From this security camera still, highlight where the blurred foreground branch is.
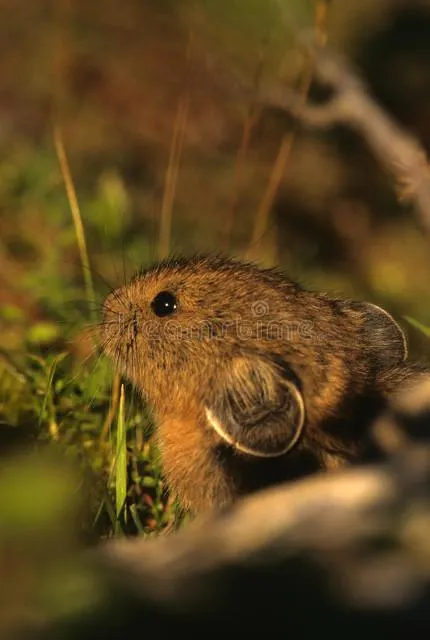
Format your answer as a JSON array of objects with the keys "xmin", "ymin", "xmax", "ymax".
[
  {"xmin": 32, "ymin": 448, "xmax": 430, "ymax": 637},
  {"xmin": 11, "ymin": 375, "xmax": 429, "ymax": 637}
]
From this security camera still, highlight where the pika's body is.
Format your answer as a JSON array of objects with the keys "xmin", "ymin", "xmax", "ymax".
[{"xmin": 101, "ymin": 255, "xmax": 427, "ymax": 512}]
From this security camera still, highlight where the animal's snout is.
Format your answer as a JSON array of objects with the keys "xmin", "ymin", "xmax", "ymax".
[
  {"xmin": 101, "ymin": 290, "xmax": 130, "ymax": 340},
  {"xmin": 103, "ymin": 289, "xmax": 146, "ymax": 340},
  {"xmin": 103, "ymin": 289, "xmax": 126, "ymax": 317}
]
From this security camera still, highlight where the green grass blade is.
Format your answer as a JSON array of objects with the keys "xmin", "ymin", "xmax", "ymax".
[
  {"xmin": 403, "ymin": 316, "xmax": 430, "ymax": 338},
  {"xmin": 38, "ymin": 353, "xmax": 67, "ymax": 432},
  {"xmin": 115, "ymin": 383, "xmax": 127, "ymax": 535},
  {"xmin": 129, "ymin": 504, "xmax": 145, "ymax": 535}
]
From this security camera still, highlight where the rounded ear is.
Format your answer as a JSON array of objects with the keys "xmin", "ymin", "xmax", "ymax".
[
  {"xmin": 346, "ymin": 300, "xmax": 408, "ymax": 368},
  {"xmin": 205, "ymin": 355, "xmax": 305, "ymax": 458}
]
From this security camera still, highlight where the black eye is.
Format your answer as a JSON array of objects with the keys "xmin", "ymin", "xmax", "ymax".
[{"xmin": 151, "ymin": 291, "xmax": 178, "ymax": 317}]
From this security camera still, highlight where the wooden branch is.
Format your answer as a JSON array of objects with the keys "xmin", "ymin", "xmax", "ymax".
[
  {"xmin": 257, "ymin": 46, "xmax": 430, "ymax": 240},
  {"xmin": 203, "ymin": 38, "xmax": 430, "ymax": 240}
]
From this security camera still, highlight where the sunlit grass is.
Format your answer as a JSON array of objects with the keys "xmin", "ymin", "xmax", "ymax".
[{"xmin": 114, "ymin": 383, "xmax": 127, "ymax": 535}]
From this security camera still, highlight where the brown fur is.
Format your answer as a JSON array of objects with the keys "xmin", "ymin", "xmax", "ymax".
[{"xmin": 100, "ymin": 254, "xmax": 429, "ymax": 513}]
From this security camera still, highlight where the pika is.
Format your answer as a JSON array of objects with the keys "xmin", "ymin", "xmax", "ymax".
[{"xmin": 101, "ymin": 254, "xmax": 428, "ymax": 513}]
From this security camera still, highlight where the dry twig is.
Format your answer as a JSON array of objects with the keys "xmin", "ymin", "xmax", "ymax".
[
  {"xmin": 256, "ymin": 44, "xmax": 430, "ymax": 239},
  {"xmin": 204, "ymin": 30, "xmax": 430, "ymax": 241},
  {"xmin": 247, "ymin": 0, "xmax": 331, "ymax": 259}
]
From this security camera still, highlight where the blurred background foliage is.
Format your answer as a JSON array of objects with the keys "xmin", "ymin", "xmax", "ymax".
[
  {"xmin": 1, "ymin": 1, "xmax": 429, "ymax": 323},
  {"xmin": 1, "ymin": 0, "xmax": 430, "ymax": 628}
]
